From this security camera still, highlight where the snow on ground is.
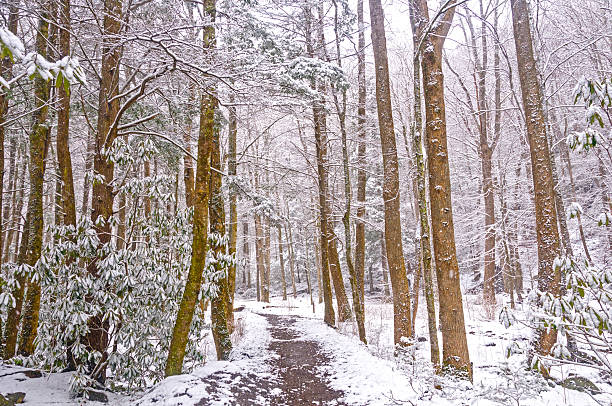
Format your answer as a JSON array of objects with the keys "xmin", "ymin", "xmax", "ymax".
[
  {"xmin": 0, "ymin": 365, "xmax": 125, "ymax": 405},
  {"xmin": 2, "ymin": 293, "xmax": 611, "ymax": 405},
  {"xmin": 135, "ymin": 309, "xmax": 273, "ymax": 406},
  {"xmin": 242, "ymin": 294, "xmax": 612, "ymax": 406}
]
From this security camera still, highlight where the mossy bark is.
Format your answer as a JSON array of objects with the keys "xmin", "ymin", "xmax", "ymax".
[
  {"xmin": 209, "ymin": 115, "xmax": 232, "ymax": 361},
  {"xmin": 165, "ymin": 0, "xmax": 217, "ymax": 376},
  {"xmin": 227, "ymin": 97, "xmax": 238, "ymax": 327},
  {"xmin": 304, "ymin": 6, "xmax": 334, "ymax": 326},
  {"xmin": 19, "ymin": 4, "xmax": 52, "ymax": 357},
  {"xmin": 407, "ymin": 1, "xmax": 439, "ymax": 367}
]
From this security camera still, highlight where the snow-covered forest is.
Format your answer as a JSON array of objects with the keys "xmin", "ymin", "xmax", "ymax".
[{"xmin": 0, "ymin": 0, "xmax": 610, "ymax": 404}]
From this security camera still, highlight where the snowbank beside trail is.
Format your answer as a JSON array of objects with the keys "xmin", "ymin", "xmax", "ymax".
[
  {"xmin": 135, "ymin": 309, "xmax": 273, "ymax": 406},
  {"xmin": 293, "ymin": 316, "xmax": 449, "ymax": 405},
  {"xmin": 0, "ymin": 365, "xmax": 126, "ymax": 405}
]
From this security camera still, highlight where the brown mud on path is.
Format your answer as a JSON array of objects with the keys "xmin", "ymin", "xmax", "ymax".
[{"xmin": 196, "ymin": 313, "xmax": 346, "ymax": 405}]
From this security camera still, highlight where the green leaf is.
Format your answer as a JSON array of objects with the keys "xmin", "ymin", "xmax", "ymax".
[{"xmin": 56, "ymin": 71, "xmax": 63, "ymax": 88}]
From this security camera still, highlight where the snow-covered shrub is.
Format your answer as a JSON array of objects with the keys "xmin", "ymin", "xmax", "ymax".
[
  {"xmin": 0, "ymin": 137, "xmax": 223, "ymax": 393},
  {"xmin": 568, "ymin": 77, "xmax": 610, "ymax": 154},
  {"xmin": 0, "ymin": 27, "xmax": 86, "ymax": 90},
  {"xmin": 501, "ymin": 256, "xmax": 612, "ymax": 375}
]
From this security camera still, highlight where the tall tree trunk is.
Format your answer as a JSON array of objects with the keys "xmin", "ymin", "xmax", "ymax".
[
  {"xmin": 81, "ymin": 132, "xmax": 93, "ymax": 219},
  {"xmin": 407, "ymin": 2, "xmax": 439, "ymax": 367},
  {"xmin": 83, "ymin": 0, "xmax": 124, "ymax": 382},
  {"xmin": 242, "ymin": 220, "xmax": 251, "ymax": 289},
  {"xmin": 254, "ymin": 211, "xmax": 264, "ymax": 302},
  {"xmin": 4, "ymin": 148, "xmax": 28, "ymax": 262},
  {"xmin": 165, "ymin": 0, "xmax": 216, "ymax": 376},
  {"xmin": 262, "ymin": 217, "xmax": 271, "ymax": 302},
  {"xmin": 549, "ymin": 106, "xmax": 579, "ymax": 260},
  {"xmin": 56, "ymin": 0, "xmax": 76, "ymax": 230},
  {"xmin": 209, "ymin": 115, "xmax": 232, "ymax": 360},
  {"xmin": 286, "ymin": 222, "xmax": 297, "ymax": 298},
  {"xmin": 354, "ymin": 0, "xmax": 368, "ymax": 341},
  {"xmin": 227, "ymin": 96, "xmax": 238, "ymax": 323},
  {"xmin": 2, "ymin": 140, "xmax": 20, "ymax": 263},
  {"xmin": 0, "ymin": 0, "xmax": 17, "ymax": 274},
  {"xmin": 369, "ymin": 0, "xmax": 413, "ymax": 344},
  {"xmin": 19, "ymin": 4, "xmax": 52, "ymax": 356},
  {"xmin": 306, "ymin": 6, "xmax": 335, "ymax": 327},
  {"xmin": 3, "ymin": 205, "xmax": 31, "ymax": 358},
  {"xmin": 330, "ymin": 0, "xmax": 360, "ymax": 331},
  {"xmin": 277, "ymin": 226, "xmax": 287, "ymax": 301},
  {"xmin": 305, "ymin": 234, "xmax": 315, "ymax": 312},
  {"xmin": 409, "ymin": 0, "xmax": 471, "ymax": 378},
  {"xmin": 510, "ymin": 0, "xmax": 561, "ymax": 375}
]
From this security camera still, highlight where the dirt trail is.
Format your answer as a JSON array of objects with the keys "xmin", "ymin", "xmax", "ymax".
[{"xmin": 196, "ymin": 313, "xmax": 346, "ymax": 405}]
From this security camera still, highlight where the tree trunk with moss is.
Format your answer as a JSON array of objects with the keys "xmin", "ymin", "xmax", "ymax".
[
  {"xmin": 305, "ymin": 6, "xmax": 335, "ymax": 327},
  {"xmin": 209, "ymin": 119, "xmax": 232, "ymax": 361},
  {"xmin": 407, "ymin": 1, "xmax": 439, "ymax": 368},
  {"xmin": 510, "ymin": 0, "xmax": 561, "ymax": 376},
  {"xmin": 227, "ymin": 96, "xmax": 238, "ymax": 327},
  {"xmin": 18, "ymin": 3, "xmax": 52, "ymax": 357},
  {"xmin": 56, "ymin": 0, "xmax": 76, "ymax": 231},
  {"xmin": 165, "ymin": 0, "xmax": 217, "ymax": 377}
]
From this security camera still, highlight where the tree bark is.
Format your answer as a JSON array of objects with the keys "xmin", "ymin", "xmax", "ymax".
[
  {"xmin": 407, "ymin": 1, "xmax": 440, "ymax": 367},
  {"xmin": 354, "ymin": 0, "xmax": 368, "ymax": 341},
  {"xmin": 254, "ymin": 211, "xmax": 264, "ymax": 302},
  {"xmin": 228, "ymin": 96, "xmax": 238, "ymax": 322},
  {"xmin": 510, "ymin": 0, "xmax": 561, "ymax": 375},
  {"xmin": 330, "ymin": 0, "xmax": 359, "ymax": 331},
  {"xmin": 410, "ymin": 0, "xmax": 471, "ymax": 378},
  {"xmin": 19, "ymin": 4, "xmax": 52, "ymax": 356},
  {"xmin": 242, "ymin": 220, "xmax": 251, "ymax": 289},
  {"xmin": 81, "ymin": 132, "xmax": 93, "ymax": 219},
  {"xmin": 286, "ymin": 222, "xmax": 297, "ymax": 298},
  {"xmin": 165, "ymin": 0, "xmax": 217, "ymax": 376},
  {"xmin": 328, "ymin": 231, "xmax": 353, "ymax": 321},
  {"xmin": 263, "ymin": 217, "xmax": 271, "ymax": 302},
  {"xmin": 209, "ymin": 109, "xmax": 232, "ymax": 360},
  {"xmin": 0, "ymin": 0, "xmax": 17, "ymax": 273},
  {"xmin": 369, "ymin": 0, "xmax": 413, "ymax": 344},
  {"xmin": 380, "ymin": 235, "xmax": 390, "ymax": 297},
  {"xmin": 56, "ymin": 0, "xmax": 76, "ymax": 230},
  {"xmin": 277, "ymin": 226, "xmax": 287, "ymax": 301},
  {"xmin": 305, "ymin": 6, "xmax": 335, "ymax": 326},
  {"xmin": 183, "ymin": 89, "xmax": 196, "ymax": 209}
]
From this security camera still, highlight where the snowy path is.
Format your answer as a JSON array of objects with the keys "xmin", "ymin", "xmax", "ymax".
[{"xmin": 195, "ymin": 313, "xmax": 346, "ymax": 405}]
